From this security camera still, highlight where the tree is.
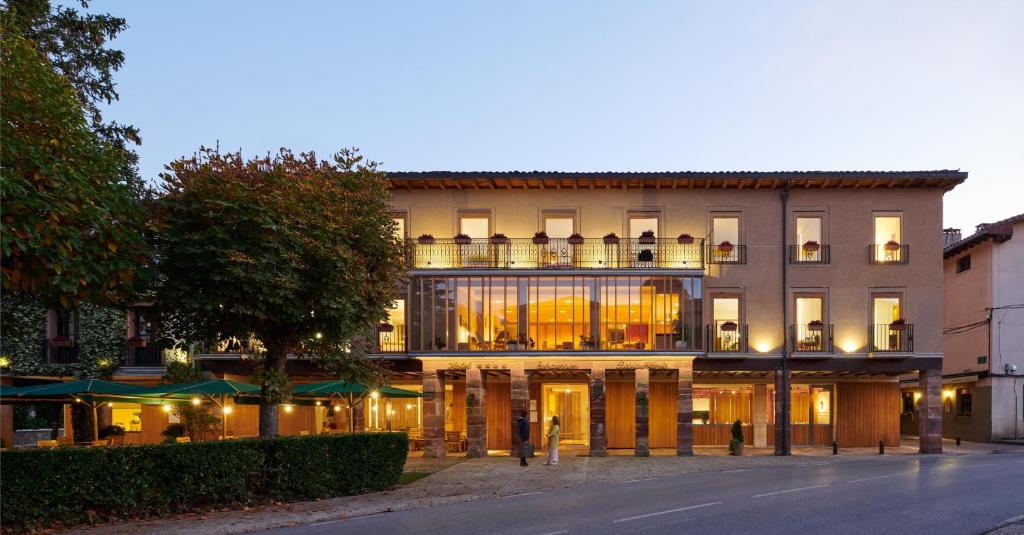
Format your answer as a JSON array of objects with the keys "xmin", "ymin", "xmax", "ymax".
[
  {"xmin": 0, "ymin": 4, "xmax": 148, "ymax": 310},
  {"xmin": 152, "ymin": 148, "xmax": 404, "ymax": 436}
]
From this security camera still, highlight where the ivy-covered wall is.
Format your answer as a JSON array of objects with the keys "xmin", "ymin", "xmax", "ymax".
[{"xmin": 0, "ymin": 293, "xmax": 127, "ymax": 378}]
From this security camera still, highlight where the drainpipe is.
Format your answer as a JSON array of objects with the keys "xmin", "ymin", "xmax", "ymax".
[{"xmin": 778, "ymin": 182, "xmax": 792, "ymax": 455}]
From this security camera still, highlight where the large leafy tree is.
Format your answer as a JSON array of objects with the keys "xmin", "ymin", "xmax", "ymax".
[
  {"xmin": 153, "ymin": 148, "xmax": 404, "ymax": 436},
  {"xmin": 0, "ymin": 7, "xmax": 147, "ymax": 310}
]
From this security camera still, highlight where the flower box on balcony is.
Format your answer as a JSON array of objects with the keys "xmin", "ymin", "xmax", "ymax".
[
  {"xmin": 717, "ymin": 241, "xmax": 735, "ymax": 254},
  {"xmin": 802, "ymin": 241, "xmax": 820, "ymax": 253},
  {"xmin": 808, "ymin": 320, "xmax": 824, "ymax": 331},
  {"xmin": 490, "ymin": 233, "xmax": 509, "ymax": 245},
  {"xmin": 638, "ymin": 230, "xmax": 656, "ymax": 244},
  {"xmin": 884, "ymin": 240, "xmax": 901, "ymax": 252},
  {"xmin": 453, "ymin": 233, "xmax": 472, "ymax": 245},
  {"xmin": 677, "ymin": 233, "xmax": 695, "ymax": 244},
  {"xmin": 889, "ymin": 319, "xmax": 907, "ymax": 330},
  {"xmin": 532, "ymin": 232, "xmax": 550, "ymax": 245},
  {"xmin": 720, "ymin": 321, "xmax": 738, "ymax": 332},
  {"xmin": 603, "ymin": 233, "xmax": 620, "ymax": 245},
  {"xmin": 378, "ymin": 323, "xmax": 394, "ymax": 333},
  {"xmin": 567, "ymin": 233, "xmax": 584, "ymax": 245},
  {"xmin": 417, "ymin": 234, "xmax": 436, "ymax": 245},
  {"xmin": 50, "ymin": 336, "xmax": 72, "ymax": 347},
  {"xmin": 127, "ymin": 336, "xmax": 148, "ymax": 347}
]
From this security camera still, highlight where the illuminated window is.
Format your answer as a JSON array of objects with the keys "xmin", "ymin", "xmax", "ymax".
[
  {"xmin": 873, "ymin": 213, "xmax": 904, "ymax": 262},
  {"xmin": 459, "ymin": 216, "xmax": 489, "ymax": 239}
]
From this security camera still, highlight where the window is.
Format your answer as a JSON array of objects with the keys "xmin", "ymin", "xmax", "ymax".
[
  {"xmin": 956, "ymin": 255, "xmax": 971, "ymax": 274},
  {"xmin": 628, "ymin": 215, "xmax": 659, "ymax": 239},
  {"xmin": 391, "ymin": 215, "xmax": 406, "ymax": 241},
  {"xmin": 957, "ymin": 388, "xmax": 972, "ymax": 416},
  {"xmin": 901, "ymin": 392, "xmax": 915, "ymax": 415},
  {"xmin": 871, "ymin": 294, "xmax": 907, "ymax": 352},
  {"xmin": 459, "ymin": 215, "xmax": 489, "ymax": 239},
  {"xmin": 133, "ymin": 309, "xmax": 151, "ymax": 339},
  {"xmin": 793, "ymin": 296, "xmax": 826, "ymax": 352},
  {"xmin": 543, "ymin": 214, "xmax": 575, "ymax": 238},
  {"xmin": 711, "ymin": 296, "xmax": 742, "ymax": 352},
  {"xmin": 793, "ymin": 215, "xmax": 827, "ymax": 263},
  {"xmin": 710, "ymin": 215, "xmax": 743, "ymax": 263},
  {"xmin": 872, "ymin": 213, "xmax": 905, "ymax": 263}
]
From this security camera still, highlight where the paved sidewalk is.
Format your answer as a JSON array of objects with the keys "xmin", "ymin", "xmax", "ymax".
[{"xmin": 75, "ymin": 439, "xmax": 1023, "ymax": 535}]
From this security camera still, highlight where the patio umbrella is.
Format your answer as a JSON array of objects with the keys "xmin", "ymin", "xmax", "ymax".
[
  {"xmin": 1, "ymin": 379, "xmax": 145, "ymax": 442},
  {"xmin": 293, "ymin": 381, "xmax": 423, "ymax": 432},
  {"xmin": 134, "ymin": 379, "xmax": 260, "ymax": 439}
]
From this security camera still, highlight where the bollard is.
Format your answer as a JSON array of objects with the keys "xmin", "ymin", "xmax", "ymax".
[
  {"xmin": 832, "ymin": 441, "xmax": 838, "ymax": 455},
  {"xmin": 879, "ymin": 440, "xmax": 885, "ymax": 455},
  {"xmin": 956, "ymin": 437, "xmax": 961, "ymax": 447}
]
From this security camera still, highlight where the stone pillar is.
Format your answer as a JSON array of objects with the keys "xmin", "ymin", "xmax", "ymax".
[
  {"xmin": 353, "ymin": 400, "xmax": 365, "ymax": 432},
  {"xmin": 635, "ymin": 368, "xmax": 650, "ymax": 457},
  {"xmin": 774, "ymin": 369, "xmax": 791, "ymax": 456},
  {"xmin": 917, "ymin": 368, "xmax": 943, "ymax": 454},
  {"xmin": 466, "ymin": 367, "xmax": 487, "ymax": 457},
  {"xmin": 510, "ymin": 365, "xmax": 529, "ymax": 457},
  {"xmin": 589, "ymin": 367, "xmax": 607, "ymax": 457},
  {"xmin": 753, "ymin": 383, "xmax": 768, "ymax": 448},
  {"xmin": 422, "ymin": 369, "xmax": 446, "ymax": 458},
  {"xmin": 1, "ymin": 377, "xmax": 13, "ymax": 448},
  {"xmin": 676, "ymin": 363, "xmax": 694, "ymax": 456}
]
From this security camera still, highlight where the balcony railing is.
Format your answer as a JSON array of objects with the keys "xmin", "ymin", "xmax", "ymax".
[
  {"xmin": 41, "ymin": 336, "xmax": 79, "ymax": 364},
  {"xmin": 789, "ymin": 324, "xmax": 834, "ymax": 353},
  {"xmin": 406, "ymin": 238, "xmax": 704, "ymax": 270},
  {"xmin": 126, "ymin": 341, "xmax": 163, "ymax": 367},
  {"xmin": 869, "ymin": 323, "xmax": 913, "ymax": 353},
  {"xmin": 705, "ymin": 322, "xmax": 748, "ymax": 353},
  {"xmin": 789, "ymin": 244, "xmax": 830, "ymax": 265},
  {"xmin": 375, "ymin": 324, "xmax": 406, "ymax": 354},
  {"xmin": 706, "ymin": 244, "xmax": 746, "ymax": 264},
  {"xmin": 868, "ymin": 243, "xmax": 909, "ymax": 264}
]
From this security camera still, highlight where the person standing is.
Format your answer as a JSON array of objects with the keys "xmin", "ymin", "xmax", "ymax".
[
  {"xmin": 544, "ymin": 415, "xmax": 560, "ymax": 466},
  {"xmin": 517, "ymin": 413, "xmax": 530, "ymax": 466}
]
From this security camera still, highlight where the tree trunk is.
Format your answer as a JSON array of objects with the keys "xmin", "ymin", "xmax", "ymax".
[{"xmin": 258, "ymin": 349, "xmax": 287, "ymax": 437}]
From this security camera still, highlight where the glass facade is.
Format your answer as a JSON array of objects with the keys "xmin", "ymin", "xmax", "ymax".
[{"xmin": 408, "ymin": 275, "xmax": 702, "ymax": 352}]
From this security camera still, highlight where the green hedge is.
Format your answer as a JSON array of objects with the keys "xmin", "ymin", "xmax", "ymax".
[{"xmin": 0, "ymin": 433, "xmax": 408, "ymax": 530}]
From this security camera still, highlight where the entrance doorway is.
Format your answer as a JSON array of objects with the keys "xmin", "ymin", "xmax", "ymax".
[
  {"xmin": 791, "ymin": 384, "xmax": 833, "ymax": 446},
  {"xmin": 542, "ymin": 384, "xmax": 589, "ymax": 446}
]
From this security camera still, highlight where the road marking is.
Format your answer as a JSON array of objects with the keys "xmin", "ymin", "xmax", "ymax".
[
  {"xmin": 992, "ymin": 514, "xmax": 1024, "ymax": 529},
  {"xmin": 752, "ymin": 484, "xmax": 830, "ymax": 498},
  {"xmin": 501, "ymin": 491, "xmax": 543, "ymax": 498},
  {"xmin": 721, "ymin": 469, "xmax": 751, "ymax": 473},
  {"xmin": 309, "ymin": 513, "xmax": 384, "ymax": 526},
  {"xmin": 538, "ymin": 531, "xmax": 568, "ymax": 535},
  {"xmin": 847, "ymin": 473, "xmax": 904, "ymax": 483},
  {"xmin": 625, "ymin": 477, "xmax": 659, "ymax": 483},
  {"xmin": 613, "ymin": 502, "xmax": 722, "ymax": 523}
]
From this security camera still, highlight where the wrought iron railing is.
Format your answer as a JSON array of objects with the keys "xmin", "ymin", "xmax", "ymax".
[
  {"xmin": 375, "ymin": 324, "xmax": 407, "ymax": 354},
  {"xmin": 41, "ymin": 336, "xmax": 79, "ymax": 364},
  {"xmin": 789, "ymin": 324, "xmax": 834, "ymax": 353},
  {"xmin": 869, "ymin": 323, "xmax": 913, "ymax": 352},
  {"xmin": 789, "ymin": 244, "xmax": 830, "ymax": 265},
  {"xmin": 406, "ymin": 238, "xmax": 703, "ymax": 270},
  {"xmin": 706, "ymin": 244, "xmax": 746, "ymax": 264},
  {"xmin": 868, "ymin": 244, "xmax": 909, "ymax": 264},
  {"xmin": 126, "ymin": 342, "xmax": 163, "ymax": 367},
  {"xmin": 705, "ymin": 322, "xmax": 748, "ymax": 353}
]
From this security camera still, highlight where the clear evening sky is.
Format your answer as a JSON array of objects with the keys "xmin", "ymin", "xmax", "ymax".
[{"xmin": 93, "ymin": 1, "xmax": 1023, "ymax": 232}]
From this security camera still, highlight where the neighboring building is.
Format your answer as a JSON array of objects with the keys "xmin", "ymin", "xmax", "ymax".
[
  {"xmin": 902, "ymin": 214, "xmax": 1024, "ymax": 442},
  {"xmin": 4, "ymin": 170, "xmax": 965, "ymax": 454}
]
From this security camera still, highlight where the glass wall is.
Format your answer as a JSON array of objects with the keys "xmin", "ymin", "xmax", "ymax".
[{"xmin": 408, "ymin": 275, "xmax": 702, "ymax": 352}]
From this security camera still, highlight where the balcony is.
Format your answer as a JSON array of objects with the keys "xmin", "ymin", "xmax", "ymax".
[
  {"xmin": 375, "ymin": 324, "xmax": 407, "ymax": 354},
  {"xmin": 406, "ymin": 237, "xmax": 704, "ymax": 270},
  {"xmin": 706, "ymin": 243, "xmax": 746, "ymax": 264},
  {"xmin": 125, "ymin": 340, "xmax": 163, "ymax": 367},
  {"xmin": 869, "ymin": 323, "xmax": 913, "ymax": 353},
  {"xmin": 868, "ymin": 243, "xmax": 909, "ymax": 264},
  {"xmin": 789, "ymin": 323, "xmax": 834, "ymax": 354},
  {"xmin": 41, "ymin": 336, "xmax": 79, "ymax": 364},
  {"xmin": 789, "ymin": 244, "xmax": 830, "ymax": 265},
  {"xmin": 705, "ymin": 322, "xmax": 748, "ymax": 353}
]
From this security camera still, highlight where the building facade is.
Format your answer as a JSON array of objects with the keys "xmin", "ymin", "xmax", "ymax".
[{"xmin": 902, "ymin": 214, "xmax": 1024, "ymax": 442}]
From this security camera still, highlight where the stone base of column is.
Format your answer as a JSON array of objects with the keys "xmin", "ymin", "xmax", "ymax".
[
  {"xmin": 590, "ymin": 368, "xmax": 607, "ymax": 457},
  {"xmin": 753, "ymin": 383, "xmax": 768, "ymax": 449},
  {"xmin": 422, "ymin": 370, "xmax": 446, "ymax": 458},
  {"xmin": 774, "ymin": 369, "xmax": 791, "ymax": 456},
  {"xmin": 510, "ymin": 366, "xmax": 528, "ymax": 458},
  {"xmin": 918, "ymin": 368, "xmax": 943, "ymax": 454},
  {"xmin": 676, "ymin": 365, "xmax": 693, "ymax": 457},
  {"xmin": 635, "ymin": 369, "xmax": 650, "ymax": 457},
  {"xmin": 466, "ymin": 368, "xmax": 487, "ymax": 458}
]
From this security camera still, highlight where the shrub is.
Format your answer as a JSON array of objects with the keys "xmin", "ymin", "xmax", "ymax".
[
  {"xmin": 161, "ymin": 423, "xmax": 186, "ymax": 442},
  {"xmin": 98, "ymin": 424, "xmax": 125, "ymax": 439},
  {"xmin": 0, "ymin": 433, "xmax": 408, "ymax": 531},
  {"xmin": 728, "ymin": 419, "xmax": 744, "ymax": 456}
]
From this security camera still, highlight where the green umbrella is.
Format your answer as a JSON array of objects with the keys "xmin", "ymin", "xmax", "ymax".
[
  {"xmin": 1, "ymin": 379, "xmax": 145, "ymax": 442},
  {"xmin": 380, "ymin": 385, "xmax": 425, "ymax": 398},
  {"xmin": 293, "ymin": 381, "xmax": 422, "ymax": 433},
  {"xmin": 134, "ymin": 380, "xmax": 260, "ymax": 439}
]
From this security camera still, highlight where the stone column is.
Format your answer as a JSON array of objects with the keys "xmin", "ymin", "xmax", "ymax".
[
  {"xmin": 635, "ymin": 368, "xmax": 650, "ymax": 457},
  {"xmin": 422, "ymin": 369, "xmax": 446, "ymax": 458},
  {"xmin": 774, "ymin": 369, "xmax": 791, "ymax": 456},
  {"xmin": 510, "ymin": 364, "xmax": 529, "ymax": 457},
  {"xmin": 753, "ymin": 383, "xmax": 768, "ymax": 448},
  {"xmin": 353, "ymin": 400, "xmax": 365, "ymax": 432},
  {"xmin": 466, "ymin": 366, "xmax": 487, "ymax": 457},
  {"xmin": 676, "ymin": 363, "xmax": 694, "ymax": 456},
  {"xmin": 917, "ymin": 368, "xmax": 943, "ymax": 454},
  {"xmin": 589, "ymin": 367, "xmax": 608, "ymax": 457}
]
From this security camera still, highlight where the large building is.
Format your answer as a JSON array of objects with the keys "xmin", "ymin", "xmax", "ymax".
[
  {"xmin": 902, "ymin": 214, "xmax": 1024, "ymax": 442},
  {"xmin": 3, "ymin": 170, "xmax": 965, "ymax": 455}
]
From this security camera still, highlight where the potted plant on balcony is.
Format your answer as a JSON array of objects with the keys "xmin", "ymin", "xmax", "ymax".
[
  {"xmin": 677, "ymin": 233, "xmax": 695, "ymax": 244},
  {"xmin": 127, "ymin": 335, "xmax": 148, "ymax": 347},
  {"xmin": 603, "ymin": 232, "xmax": 620, "ymax": 245},
  {"xmin": 490, "ymin": 233, "xmax": 509, "ymax": 245},
  {"xmin": 417, "ymin": 234, "xmax": 436, "ymax": 245},
  {"xmin": 802, "ymin": 240, "xmax": 820, "ymax": 253},
  {"xmin": 579, "ymin": 334, "xmax": 595, "ymax": 350},
  {"xmin": 717, "ymin": 240, "xmax": 735, "ymax": 254},
  {"xmin": 720, "ymin": 321, "xmax": 738, "ymax": 332},
  {"xmin": 638, "ymin": 230, "xmax": 656, "ymax": 245},
  {"xmin": 884, "ymin": 240, "xmax": 901, "ymax": 252},
  {"xmin": 728, "ymin": 419, "xmax": 744, "ymax": 456},
  {"xmin": 453, "ymin": 233, "xmax": 472, "ymax": 245},
  {"xmin": 50, "ymin": 335, "xmax": 71, "ymax": 347},
  {"xmin": 889, "ymin": 318, "xmax": 907, "ymax": 330},
  {"xmin": 808, "ymin": 319, "xmax": 824, "ymax": 331},
  {"xmin": 532, "ymin": 231, "xmax": 549, "ymax": 245},
  {"xmin": 378, "ymin": 323, "xmax": 394, "ymax": 333},
  {"xmin": 567, "ymin": 232, "xmax": 584, "ymax": 245}
]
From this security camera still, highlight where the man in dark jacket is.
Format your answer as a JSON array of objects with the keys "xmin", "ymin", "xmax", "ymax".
[{"xmin": 517, "ymin": 413, "xmax": 530, "ymax": 466}]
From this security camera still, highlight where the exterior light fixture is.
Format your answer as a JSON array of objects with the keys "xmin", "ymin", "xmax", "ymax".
[
  {"xmin": 284, "ymin": 404, "xmax": 293, "ymax": 413},
  {"xmin": 0, "ymin": 356, "xmax": 10, "ymax": 368},
  {"xmin": 315, "ymin": 333, "xmax": 323, "ymax": 340},
  {"xmin": 315, "ymin": 401, "xmax": 321, "ymax": 406},
  {"xmin": 191, "ymin": 397, "xmax": 201, "ymax": 406},
  {"xmin": 223, "ymin": 405, "xmax": 233, "ymax": 414},
  {"xmin": 333, "ymin": 405, "xmax": 342, "ymax": 412},
  {"xmin": 162, "ymin": 404, "xmax": 172, "ymax": 413},
  {"xmin": 913, "ymin": 392, "xmax": 922, "ymax": 402},
  {"xmin": 370, "ymin": 390, "xmax": 380, "ymax": 399}
]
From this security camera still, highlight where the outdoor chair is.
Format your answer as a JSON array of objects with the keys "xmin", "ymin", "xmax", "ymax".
[{"xmin": 445, "ymin": 431, "xmax": 464, "ymax": 453}]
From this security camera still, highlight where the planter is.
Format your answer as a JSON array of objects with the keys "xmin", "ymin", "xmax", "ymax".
[
  {"xmin": 802, "ymin": 241, "xmax": 820, "ymax": 253},
  {"xmin": 127, "ymin": 337, "xmax": 148, "ymax": 347},
  {"xmin": 532, "ymin": 232, "xmax": 550, "ymax": 245},
  {"xmin": 378, "ymin": 323, "xmax": 394, "ymax": 333},
  {"xmin": 638, "ymin": 231, "xmax": 656, "ymax": 245},
  {"xmin": 677, "ymin": 234, "xmax": 694, "ymax": 245},
  {"xmin": 807, "ymin": 321, "xmax": 824, "ymax": 331},
  {"xmin": 720, "ymin": 321, "xmax": 738, "ymax": 332},
  {"xmin": 603, "ymin": 233, "xmax": 620, "ymax": 245},
  {"xmin": 417, "ymin": 235, "xmax": 436, "ymax": 245},
  {"xmin": 884, "ymin": 240, "xmax": 901, "ymax": 252},
  {"xmin": 567, "ymin": 233, "xmax": 584, "ymax": 245},
  {"xmin": 717, "ymin": 241, "xmax": 735, "ymax": 254},
  {"xmin": 490, "ymin": 234, "xmax": 509, "ymax": 245},
  {"xmin": 453, "ymin": 234, "xmax": 472, "ymax": 245},
  {"xmin": 50, "ymin": 337, "xmax": 72, "ymax": 347},
  {"xmin": 889, "ymin": 320, "xmax": 906, "ymax": 331}
]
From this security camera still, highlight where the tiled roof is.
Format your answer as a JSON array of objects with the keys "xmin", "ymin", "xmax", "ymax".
[{"xmin": 944, "ymin": 212, "xmax": 1023, "ymax": 258}]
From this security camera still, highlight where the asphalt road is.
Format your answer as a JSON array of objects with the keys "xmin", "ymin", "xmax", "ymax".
[{"xmin": 260, "ymin": 453, "xmax": 1024, "ymax": 535}]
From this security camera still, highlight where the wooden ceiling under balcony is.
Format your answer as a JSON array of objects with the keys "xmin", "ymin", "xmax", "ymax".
[{"xmin": 386, "ymin": 170, "xmax": 967, "ymax": 192}]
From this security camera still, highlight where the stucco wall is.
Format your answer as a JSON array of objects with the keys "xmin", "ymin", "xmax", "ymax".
[{"xmin": 943, "ymin": 241, "xmax": 993, "ymax": 374}]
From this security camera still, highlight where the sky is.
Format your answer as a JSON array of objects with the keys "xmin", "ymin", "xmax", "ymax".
[{"xmin": 91, "ymin": 1, "xmax": 1024, "ymax": 232}]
